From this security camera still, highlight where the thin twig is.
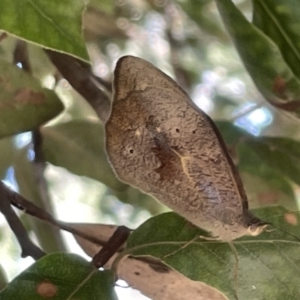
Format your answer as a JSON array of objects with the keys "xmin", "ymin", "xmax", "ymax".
[
  {"xmin": 7, "ymin": 183, "xmax": 122, "ymax": 247},
  {"xmin": 92, "ymin": 226, "xmax": 131, "ymax": 268},
  {"xmin": 0, "ymin": 182, "xmax": 45, "ymax": 260},
  {"xmin": 45, "ymin": 49, "xmax": 112, "ymax": 123},
  {"xmin": 6, "ymin": 183, "xmax": 172, "ymax": 273}
]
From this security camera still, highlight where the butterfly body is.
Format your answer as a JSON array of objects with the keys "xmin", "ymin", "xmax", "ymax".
[{"xmin": 105, "ymin": 56, "xmax": 267, "ymax": 241}]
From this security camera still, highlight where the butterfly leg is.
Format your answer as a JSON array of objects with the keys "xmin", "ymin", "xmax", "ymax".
[
  {"xmin": 161, "ymin": 234, "xmax": 217, "ymax": 260},
  {"xmin": 161, "ymin": 235, "xmax": 202, "ymax": 259}
]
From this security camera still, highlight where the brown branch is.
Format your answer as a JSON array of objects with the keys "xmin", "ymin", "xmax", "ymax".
[
  {"xmin": 92, "ymin": 226, "xmax": 131, "ymax": 268},
  {"xmin": 7, "ymin": 184, "xmax": 172, "ymax": 275},
  {"xmin": 7, "ymin": 182, "xmax": 123, "ymax": 247},
  {"xmin": 45, "ymin": 49, "xmax": 112, "ymax": 123},
  {"xmin": 0, "ymin": 182, "xmax": 45, "ymax": 260}
]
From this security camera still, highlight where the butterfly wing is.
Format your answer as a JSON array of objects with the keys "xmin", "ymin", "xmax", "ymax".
[{"xmin": 105, "ymin": 56, "xmax": 249, "ymax": 236}]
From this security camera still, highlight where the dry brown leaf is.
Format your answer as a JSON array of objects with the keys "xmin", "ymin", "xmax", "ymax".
[{"xmin": 68, "ymin": 223, "xmax": 227, "ymax": 300}]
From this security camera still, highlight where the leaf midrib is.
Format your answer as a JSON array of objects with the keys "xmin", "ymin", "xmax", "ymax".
[
  {"xmin": 256, "ymin": 1, "xmax": 300, "ymax": 66},
  {"xmin": 66, "ymin": 268, "xmax": 97, "ymax": 300},
  {"xmin": 26, "ymin": 0, "xmax": 76, "ymax": 46}
]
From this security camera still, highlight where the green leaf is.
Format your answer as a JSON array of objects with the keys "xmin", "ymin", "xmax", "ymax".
[
  {"xmin": 216, "ymin": 121, "xmax": 298, "ymax": 208},
  {"xmin": 237, "ymin": 137, "xmax": 299, "ymax": 209},
  {"xmin": 125, "ymin": 208, "xmax": 300, "ymax": 300},
  {"xmin": 0, "ymin": 265, "xmax": 8, "ymax": 291},
  {"xmin": 253, "ymin": 0, "xmax": 300, "ymax": 80},
  {"xmin": 41, "ymin": 120, "xmax": 126, "ymax": 191},
  {"xmin": 0, "ymin": 59, "xmax": 63, "ymax": 138},
  {"xmin": 241, "ymin": 171, "xmax": 296, "ymax": 210},
  {"xmin": 0, "ymin": 253, "xmax": 118, "ymax": 299},
  {"xmin": 240, "ymin": 137, "xmax": 300, "ymax": 186},
  {"xmin": 0, "ymin": 0, "xmax": 89, "ymax": 62},
  {"xmin": 216, "ymin": 0, "xmax": 300, "ymax": 110}
]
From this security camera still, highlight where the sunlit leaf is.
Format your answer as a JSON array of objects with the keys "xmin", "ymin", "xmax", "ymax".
[
  {"xmin": 0, "ymin": 0, "xmax": 89, "ymax": 62},
  {"xmin": 0, "ymin": 253, "xmax": 118, "ymax": 299},
  {"xmin": 253, "ymin": 0, "xmax": 300, "ymax": 80},
  {"xmin": 0, "ymin": 59, "xmax": 63, "ymax": 138},
  {"xmin": 125, "ymin": 207, "xmax": 300, "ymax": 299},
  {"xmin": 216, "ymin": 0, "xmax": 300, "ymax": 113},
  {"xmin": 71, "ymin": 223, "xmax": 227, "ymax": 300}
]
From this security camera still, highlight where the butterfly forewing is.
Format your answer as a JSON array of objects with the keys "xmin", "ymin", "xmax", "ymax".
[{"xmin": 105, "ymin": 56, "xmax": 260, "ymax": 240}]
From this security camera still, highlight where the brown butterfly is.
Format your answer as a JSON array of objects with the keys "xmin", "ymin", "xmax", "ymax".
[{"xmin": 105, "ymin": 56, "xmax": 268, "ymax": 241}]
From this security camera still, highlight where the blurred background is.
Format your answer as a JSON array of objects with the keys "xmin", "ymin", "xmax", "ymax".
[{"xmin": 0, "ymin": 0, "xmax": 299, "ymax": 299}]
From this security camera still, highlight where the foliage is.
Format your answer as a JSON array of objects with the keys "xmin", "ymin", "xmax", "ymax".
[
  {"xmin": 0, "ymin": 253, "xmax": 117, "ymax": 299},
  {"xmin": 0, "ymin": 0, "xmax": 300, "ymax": 300}
]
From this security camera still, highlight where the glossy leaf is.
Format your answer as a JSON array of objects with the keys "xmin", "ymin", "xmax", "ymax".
[
  {"xmin": 125, "ymin": 207, "xmax": 300, "ymax": 300},
  {"xmin": 253, "ymin": 0, "xmax": 300, "ymax": 80},
  {"xmin": 216, "ymin": 0, "xmax": 300, "ymax": 111},
  {"xmin": 0, "ymin": 59, "xmax": 63, "ymax": 138},
  {"xmin": 71, "ymin": 223, "xmax": 227, "ymax": 300},
  {"xmin": 0, "ymin": 0, "xmax": 89, "ymax": 62},
  {"xmin": 0, "ymin": 253, "xmax": 118, "ymax": 299}
]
